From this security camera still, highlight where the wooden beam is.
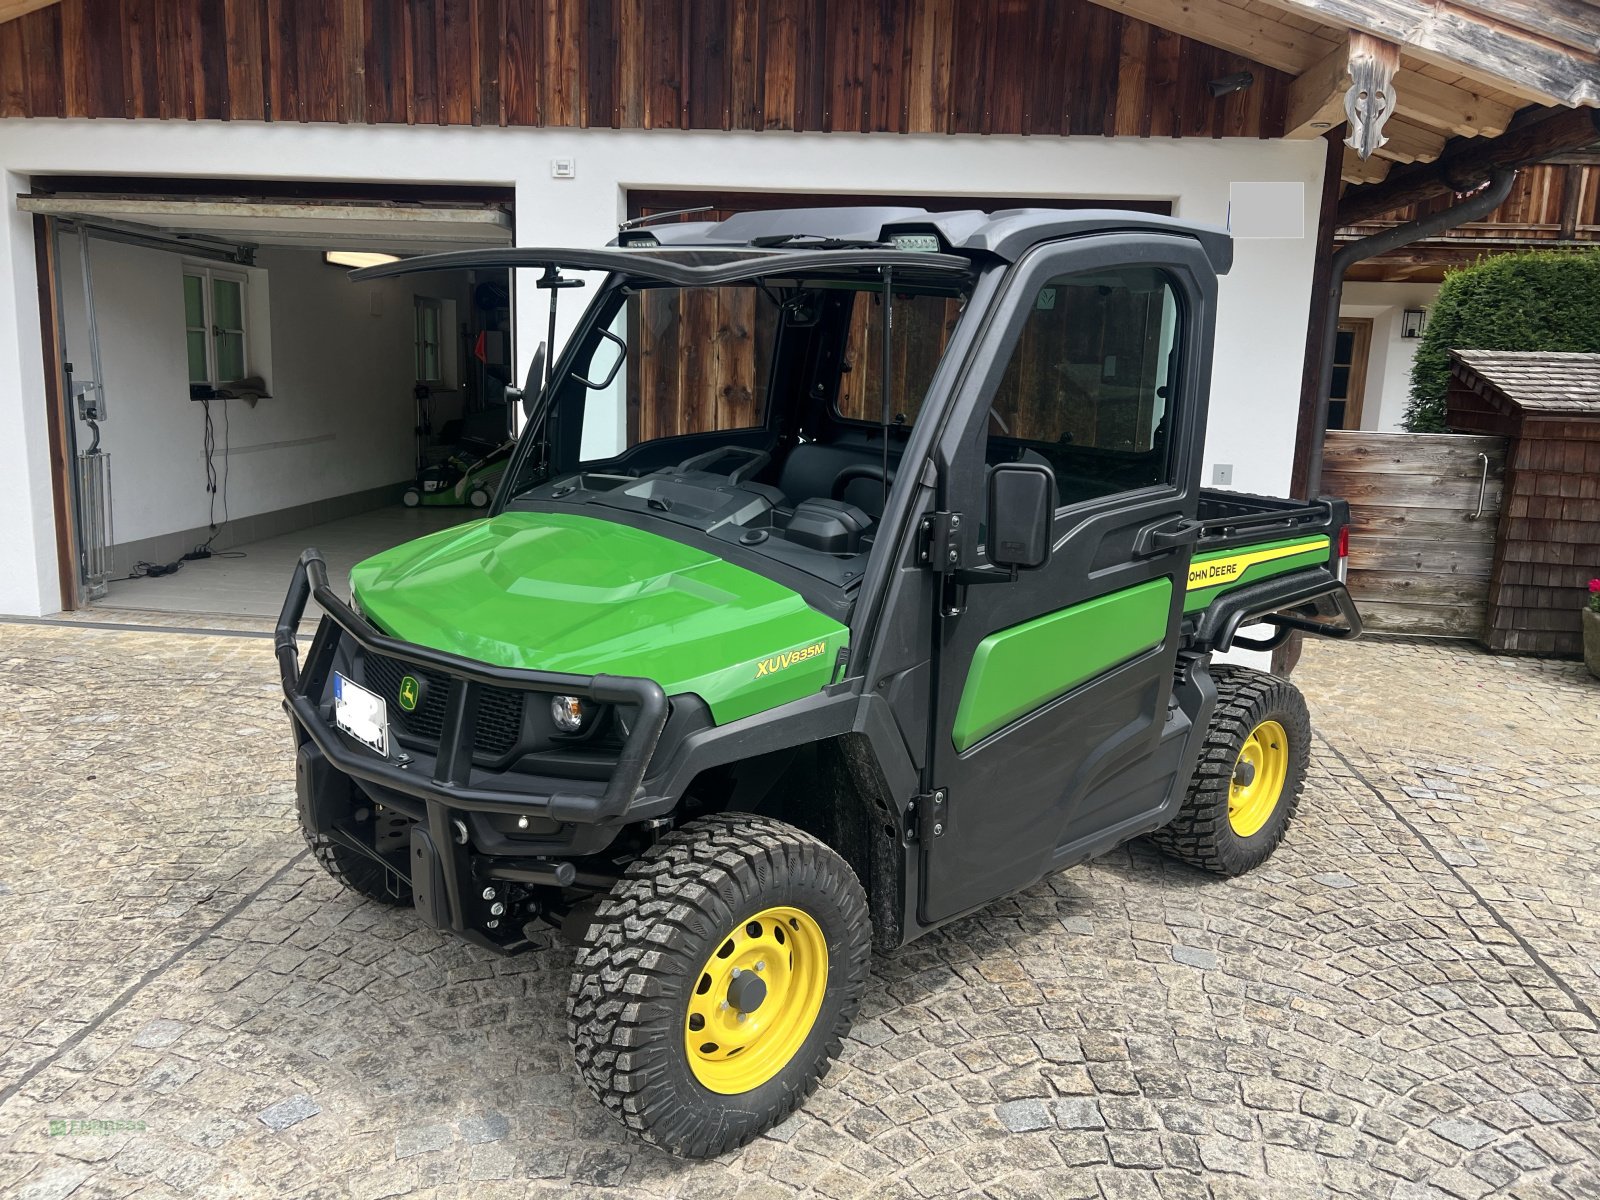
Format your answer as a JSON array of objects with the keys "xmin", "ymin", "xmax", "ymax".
[
  {"xmin": 1296, "ymin": 57, "xmax": 1517, "ymax": 140},
  {"xmin": 1249, "ymin": 0, "xmax": 1600, "ymax": 106},
  {"xmin": 1449, "ymin": 0, "xmax": 1600, "ymax": 57},
  {"xmin": 0, "ymin": 0, "xmax": 61, "ymax": 24},
  {"xmin": 1080, "ymin": 0, "xmax": 1334, "ymax": 74},
  {"xmin": 1372, "ymin": 115, "xmax": 1449, "ymax": 163},
  {"xmin": 1391, "ymin": 68, "xmax": 1515, "ymax": 138},
  {"xmin": 1342, "ymin": 146, "xmax": 1393, "ymax": 184},
  {"xmin": 1339, "ymin": 106, "xmax": 1600, "ymax": 224},
  {"xmin": 1286, "ymin": 42, "xmax": 1351, "ymax": 137}
]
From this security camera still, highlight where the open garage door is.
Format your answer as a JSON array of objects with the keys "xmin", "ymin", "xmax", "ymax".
[
  {"xmin": 22, "ymin": 182, "xmax": 516, "ymax": 615},
  {"xmin": 18, "ymin": 194, "xmax": 513, "ymax": 253}
]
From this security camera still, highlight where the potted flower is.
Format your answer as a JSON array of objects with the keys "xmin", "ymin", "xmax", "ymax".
[{"xmin": 1587, "ymin": 579, "xmax": 1600, "ymax": 680}]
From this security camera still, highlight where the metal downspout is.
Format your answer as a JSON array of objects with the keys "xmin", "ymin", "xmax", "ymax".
[{"xmin": 1303, "ymin": 167, "xmax": 1517, "ymax": 498}]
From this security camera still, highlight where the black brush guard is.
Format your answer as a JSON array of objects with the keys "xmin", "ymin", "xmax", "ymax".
[{"xmin": 277, "ymin": 549, "xmax": 670, "ymax": 943}]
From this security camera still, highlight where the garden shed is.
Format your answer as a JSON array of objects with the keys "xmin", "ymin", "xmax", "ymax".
[{"xmin": 1447, "ymin": 350, "xmax": 1600, "ymax": 657}]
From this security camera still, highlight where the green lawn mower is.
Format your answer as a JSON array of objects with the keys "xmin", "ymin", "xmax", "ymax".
[{"xmin": 401, "ymin": 437, "xmax": 516, "ymax": 509}]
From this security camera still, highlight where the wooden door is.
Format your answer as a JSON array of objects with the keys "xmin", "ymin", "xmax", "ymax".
[
  {"xmin": 1327, "ymin": 319, "xmax": 1372, "ymax": 431},
  {"xmin": 1321, "ymin": 431, "xmax": 1507, "ymax": 636}
]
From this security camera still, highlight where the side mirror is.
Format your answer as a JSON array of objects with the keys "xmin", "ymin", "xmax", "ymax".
[{"xmin": 986, "ymin": 462, "xmax": 1054, "ymax": 571}]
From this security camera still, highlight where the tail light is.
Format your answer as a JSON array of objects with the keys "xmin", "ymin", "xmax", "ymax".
[{"xmin": 1335, "ymin": 524, "xmax": 1349, "ymax": 583}]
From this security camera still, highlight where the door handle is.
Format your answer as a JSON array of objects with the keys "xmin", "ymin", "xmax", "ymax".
[
  {"xmin": 1133, "ymin": 517, "xmax": 1200, "ymax": 557},
  {"xmin": 1466, "ymin": 453, "xmax": 1490, "ymax": 521}
]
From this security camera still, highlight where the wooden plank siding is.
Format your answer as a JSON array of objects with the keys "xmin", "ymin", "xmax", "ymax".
[
  {"xmin": 1341, "ymin": 162, "xmax": 1600, "ymax": 244},
  {"xmin": 0, "ymin": 0, "xmax": 1290, "ymax": 135},
  {"xmin": 1321, "ymin": 430, "xmax": 1507, "ymax": 638}
]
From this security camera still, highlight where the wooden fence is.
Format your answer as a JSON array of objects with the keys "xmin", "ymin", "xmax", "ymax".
[{"xmin": 1322, "ymin": 431, "xmax": 1508, "ymax": 637}]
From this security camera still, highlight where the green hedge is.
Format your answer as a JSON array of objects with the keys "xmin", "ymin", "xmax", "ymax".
[{"xmin": 1403, "ymin": 247, "xmax": 1600, "ymax": 431}]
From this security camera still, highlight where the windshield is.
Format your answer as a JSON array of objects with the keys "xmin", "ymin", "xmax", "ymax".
[{"xmin": 499, "ymin": 273, "xmax": 971, "ymax": 589}]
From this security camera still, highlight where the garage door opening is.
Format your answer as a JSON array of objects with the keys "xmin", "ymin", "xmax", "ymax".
[{"xmin": 24, "ymin": 181, "xmax": 516, "ymax": 619}]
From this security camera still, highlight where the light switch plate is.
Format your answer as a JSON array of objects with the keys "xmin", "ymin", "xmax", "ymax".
[{"xmin": 1212, "ymin": 464, "xmax": 1234, "ymax": 486}]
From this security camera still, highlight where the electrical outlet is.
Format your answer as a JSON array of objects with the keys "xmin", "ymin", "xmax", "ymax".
[
  {"xmin": 551, "ymin": 157, "xmax": 576, "ymax": 179},
  {"xmin": 1212, "ymin": 464, "xmax": 1234, "ymax": 486}
]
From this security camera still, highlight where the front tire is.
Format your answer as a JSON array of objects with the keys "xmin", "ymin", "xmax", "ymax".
[
  {"xmin": 301, "ymin": 807, "xmax": 413, "ymax": 906},
  {"xmin": 1150, "ymin": 665, "xmax": 1310, "ymax": 876},
  {"xmin": 567, "ymin": 813, "xmax": 871, "ymax": 1157}
]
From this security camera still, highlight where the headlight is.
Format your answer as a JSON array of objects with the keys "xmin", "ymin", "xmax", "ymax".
[{"xmin": 551, "ymin": 694, "xmax": 589, "ymax": 733}]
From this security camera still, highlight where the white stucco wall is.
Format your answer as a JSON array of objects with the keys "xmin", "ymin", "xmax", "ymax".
[
  {"xmin": 0, "ymin": 120, "xmax": 1327, "ymax": 615},
  {"xmin": 1340, "ymin": 280, "xmax": 1443, "ymax": 433},
  {"xmin": 53, "ymin": 235, "xmax": 472, "ymax": 549}
]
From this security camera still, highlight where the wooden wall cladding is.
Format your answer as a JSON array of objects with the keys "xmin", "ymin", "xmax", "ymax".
[{"xmin": 0, "ymin": 0, "xmax": 1288, "ymax": 137}]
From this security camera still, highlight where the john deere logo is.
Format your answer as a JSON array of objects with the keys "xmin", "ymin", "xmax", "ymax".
[{"xmin": 397, "ymin": 675, "xmax": 421, "ymax": 712}]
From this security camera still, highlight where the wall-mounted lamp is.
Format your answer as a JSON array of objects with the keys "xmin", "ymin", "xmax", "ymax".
[
  {"xmin": 1208, "ymin": 71, "xmax": 1255, "ymax": 98},
  {"xmin": 1401, "ymin": 308, "xmax": 1428, "ymax": 339}
]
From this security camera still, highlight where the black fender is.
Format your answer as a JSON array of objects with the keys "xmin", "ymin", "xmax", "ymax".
[{"xmin": 1192, "ymin": 567, "xmax": 1363, "ymax": 653}]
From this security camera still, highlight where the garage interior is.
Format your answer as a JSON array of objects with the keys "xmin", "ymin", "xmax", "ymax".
[{"xmin": 27, "ymin": 180, "xmax": 516, "ymax": 619}]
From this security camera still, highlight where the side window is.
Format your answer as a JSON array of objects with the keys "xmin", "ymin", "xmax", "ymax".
[
  {"xmin": 986, "ymin": 266, "xmax": 1180, "ymax": 508},
  {"xmin": 183, "ymin": 267, "xmax": 250, "ymax": 385},
  {"xmin": 415, "ymin": 296, "xmax": 444, "ymax": 384}
]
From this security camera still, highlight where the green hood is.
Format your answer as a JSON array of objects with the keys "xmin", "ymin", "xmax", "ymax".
[{"xmin": 349, "ymin": 511, "xmax": 848, "ymax": 724}]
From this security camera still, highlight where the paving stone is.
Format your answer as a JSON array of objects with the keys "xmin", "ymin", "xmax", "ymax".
[
  {"xmin": 2, "ymin": 622, "xmax": 1599, "ymax": 1199},
  {"xmin": 1430, "ymin": 1117, "xmax": 1501, "ymax": 1150},
  {"xmin": 256, "ymin": 1093, "xmax": 321, "ymax": 1132},
  {"xmin": 995, "ymin": 1100, "xmax": 1052, "ymax": 1133},
  {"xmin": 394, "ymin": 1123, "xmax": 452, "ymax": 1159},
  {"xmin": 459, "ymin": 1111, "xmax": 511, "ymax": 1144},
  {"xmin": 1052, "ymin": 1098, "xmax": 1106, "ymax": 1130}
]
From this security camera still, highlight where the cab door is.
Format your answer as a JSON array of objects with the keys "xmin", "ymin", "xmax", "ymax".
[{"xmin": 919, "ymin": 234, "xmax": 1216, "ymax": 925}]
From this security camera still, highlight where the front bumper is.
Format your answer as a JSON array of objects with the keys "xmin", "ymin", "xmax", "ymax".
[
  {"xmin": 277, "ymin": 548, "xmax": 670, "ymax": 944},
  {"xmin": 277, "ymin": 548, "xmax": 669, "ymax": 822}
]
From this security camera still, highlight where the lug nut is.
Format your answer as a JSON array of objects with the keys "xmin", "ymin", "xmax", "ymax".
[
  {"xmin": 485, "ymin": 919, "xmax": 499, "ymax": 929},
  {"xmin": 481, "ymin": 887, "xmax": 496, "ymax": 901},
  {"xmin": 490, "ymin": 902, "xmax": 505, "ymax": 916},
  {"xmin": 720, "ymin": 1001, "xmax": 729, "ymax": 1011},
  {"xmin": 755, "ymin": 962, "xmax": 765, "ymax": 972},
  {"xmin": 731, "ymin": 967, "xmax": 742, "ymax": 978},
  {"xmin": 738, "ymin": 1013, "xmax": 747, "ymax": 1023}
]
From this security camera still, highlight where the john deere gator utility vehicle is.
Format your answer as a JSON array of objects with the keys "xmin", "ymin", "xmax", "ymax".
[{"xmin": 276, "ymin": 207, "xmax": 1361, "ymax": 1157}]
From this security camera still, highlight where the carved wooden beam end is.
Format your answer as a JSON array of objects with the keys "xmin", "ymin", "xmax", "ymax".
[{"xmin": 1345, "ymin": 31, "xmax": 1401, "ymax": 159}]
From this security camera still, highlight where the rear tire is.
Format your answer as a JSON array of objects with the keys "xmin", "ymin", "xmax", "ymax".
[
  {"xmin": 1150, "ymin": 665, "xmax": 1310, "ymax": 876},
  {"xmin": 401, "ymin": 487, "xmax": 422, "ymax": 508},
  {"xmin": 567, "ymin": 812, "xmax": 871, "ymax": 1157}
]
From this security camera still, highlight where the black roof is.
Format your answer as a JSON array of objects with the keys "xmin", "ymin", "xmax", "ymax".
[
  {"xmin": 350, "ymin": 205, "xmax": 1231, "ymax": 285},
  {"xmin": 640, "ymin": 206, "xmax": 1233, "ymax": 274}
]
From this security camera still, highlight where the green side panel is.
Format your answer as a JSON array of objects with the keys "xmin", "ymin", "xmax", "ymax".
[
  {"xmin": 1182, "ymin": 535, "xmax": 1331, "ymax": 614},
  {"xmin": 951, "ymin": 577, "xmax": 1172, "ymax": 753},
  {"xmin": 349, "ymin": 511, "xmax": 848, "ymax": 724}
]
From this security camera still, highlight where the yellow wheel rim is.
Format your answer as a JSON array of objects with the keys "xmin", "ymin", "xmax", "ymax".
[
  {"xmin": 1229, "ymin": 718, "xmax": 1289, "ymax": 838},
  {"xmin": 685, "ymin": 905, "xmax": 829, "ymax": 1095}
]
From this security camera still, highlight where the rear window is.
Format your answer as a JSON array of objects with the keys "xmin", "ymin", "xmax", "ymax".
[
  {"xmin": 834, "ymin": 288, "xmax": 966, "ymax": 428},
  {"xmin": 577, "ymin": 285, "xmax": 780, "ymax": 461}
]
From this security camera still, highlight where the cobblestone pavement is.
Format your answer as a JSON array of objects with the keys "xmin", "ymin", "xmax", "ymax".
[{"xmin": 1, "ymin": 617, "xmax": 1597, "ymax": 1200}]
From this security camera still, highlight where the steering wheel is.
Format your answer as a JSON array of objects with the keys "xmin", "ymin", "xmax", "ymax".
[{"xmin": 830, "ymin": 463, "xmax": 896, "ymax": 501}]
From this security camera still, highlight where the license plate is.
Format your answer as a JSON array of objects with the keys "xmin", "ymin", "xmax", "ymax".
[{"xmin": 333, "ymin": 672, "xmax": 389, "ymax": 757}]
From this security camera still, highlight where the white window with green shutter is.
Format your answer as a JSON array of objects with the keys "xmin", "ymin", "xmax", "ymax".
[
  {"xmin": 183, "ymin": 266, "xmax": 249, "ymax": 385},
  {"xmin": 415, "ymin": 296, "xmax": 444, "ymax": 384}
]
